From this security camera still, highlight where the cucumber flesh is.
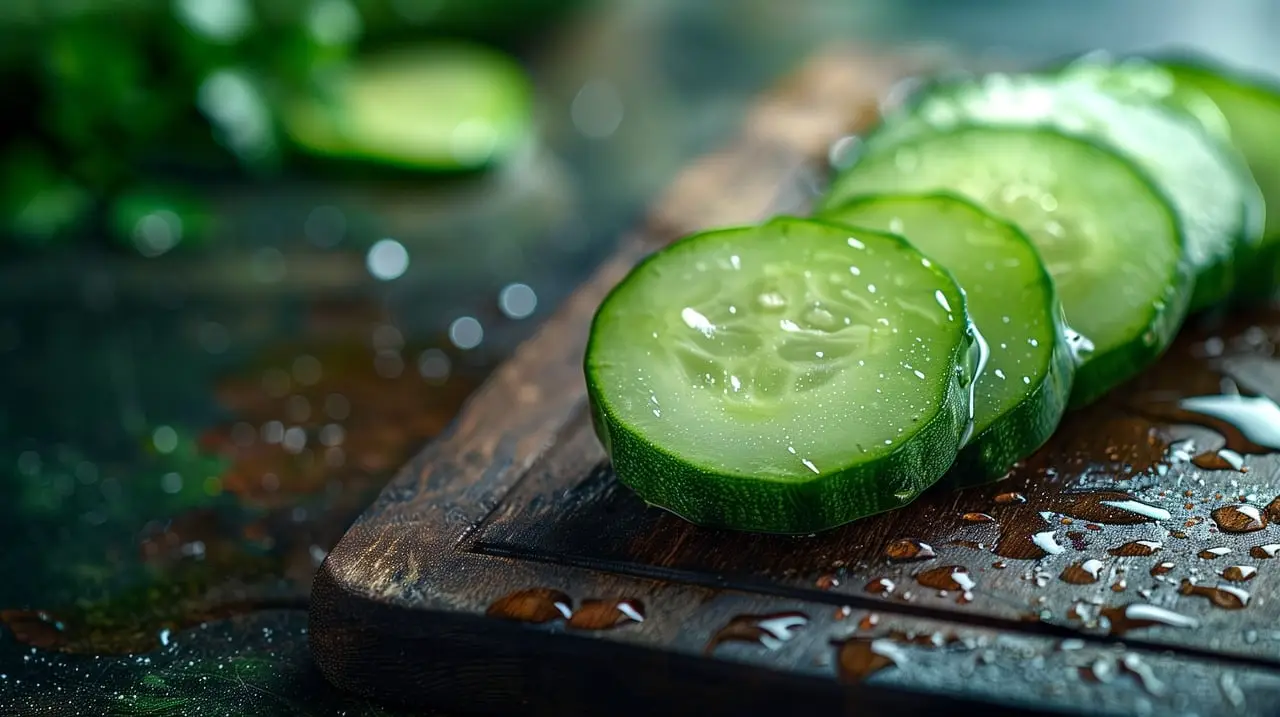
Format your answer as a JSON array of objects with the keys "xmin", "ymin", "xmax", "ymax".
[
  {"xmin": 868, "ymin": 71, "xmax": 1261, "ymax": 310},
  {"xmin": 1158, "ymin": 59, "xmax": 1280, "ymax": 301},
  {"xmin": 280, "ymin": 43, "xmax": 532, "ymax": 171},
  {"xmin": 823, "ymin": 125, "xmax": 1190, "ymax": 408},
  {"xmin": 822, "ymin": 193, "xmax": 1074, "ymax": 482},
  {"xmin": 586, "ymin": 217, "xmax": 981, "ymax": 534}
]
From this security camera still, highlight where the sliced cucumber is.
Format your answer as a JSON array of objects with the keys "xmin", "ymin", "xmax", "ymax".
[
  {"xmin": 822, "ymin": 125, "xmax": 1190, "ymax": 408},
  {"xmin": 280, "ymin": 43, "xmax": 532, "ymax": 172},
  {"xmin": 586, "ymin": 217, "xmax": 981, "ymax": 534},
  {"xmin": 863, "ymin": 71, "xmax": 1261, "ymax": 310},
  {"xmin": 1051, "ymin": 53, "xmax": 1234, "ymax": 142},
  {"xmin": 1156, "ymin": 58, "xmax": 1280, "ymax": 301},
  {"xmin": 821, "ymin": 193, "xmax": 1073, "ymax": 482}
]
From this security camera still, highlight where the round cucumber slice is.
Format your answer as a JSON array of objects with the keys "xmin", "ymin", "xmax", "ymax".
[
  {"xmin": 1050, "ymin": 53, "xmax": 1234, "ymax": 142},
  {"xmin": 280, "ymin": 43, "xmax": 532, "ymax": 172},
  {"xmin": 821, "ymin": 193, "xmax": 1074, "ymax": 482},
  {"xmin": 586, "ymin": 217, "xmax": 982, "ymax": 534},
  {"xmin": 822, "ymin": 125, "xmax": 1191, "ymax": 408},
  {"xmin": 864, "ymin": 71, "xmax": 1261, "ymax": 311},
  {"xmin": 1156, "ymin": 58, "xmax": 1280, "ymax": 301}
]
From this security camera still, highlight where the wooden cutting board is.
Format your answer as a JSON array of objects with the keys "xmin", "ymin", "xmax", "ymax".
[{"xmin": 310, "ymin": 45, "xmax": 1280, "ymax": 716}]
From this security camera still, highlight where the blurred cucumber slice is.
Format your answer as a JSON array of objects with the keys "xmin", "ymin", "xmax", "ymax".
[
  {"xmin": 280, "ymin": 43, "xmax": 533, "ymax": 172},
  {"xmin": 1055, "ymin": 53, "xmax": 1235, "ymax": 142}
]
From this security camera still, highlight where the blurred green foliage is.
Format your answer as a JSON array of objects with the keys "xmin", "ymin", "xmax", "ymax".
[{"xmin": 0, "ymin": 0, "xmax": 587, "ymax": 253}]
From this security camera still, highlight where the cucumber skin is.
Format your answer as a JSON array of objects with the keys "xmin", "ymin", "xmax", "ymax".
[
  {"xmin": 584, "ymin": 219, "xmax": 978, "ymax": 534},
  {"xmin": 820, "ymin": 192, "xmax": 1076, "ymax": 484},
  {"xmin": 822, "ymin": 125, "xmax": 1194, "ymax": 410}
]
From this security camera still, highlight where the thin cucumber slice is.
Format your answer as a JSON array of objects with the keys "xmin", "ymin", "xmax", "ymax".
[
  {"xmin": 821, "ymin": 193, "xmax": 1074, "ymax": 482},
  {"xmin": 863, "ymin": 71, "xmax": 1261, "ymax": 311},
  {"xmin": 1051, "ymin": 53, "xmax": 1271, "ymax": 303},
  {"xmin": 280, "ymin": 43, "xmax": 532, "ymax": 172},
  {"xmin": 1049, "ymin": 52, "xmax": 1234, "ymax": 142},
  {"xmin": 822, "ymin": 125, "xmax": 1191, "ymax": 408},
  {"xmin": 586, "ymin": 217, "xmax": 982, "ymax": 534},
  {"xmin": 1156, "ymin": 58, "xmax": 1280, "ymax": 301}
]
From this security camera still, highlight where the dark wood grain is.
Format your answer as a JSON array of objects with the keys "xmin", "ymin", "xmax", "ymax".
[{"xmin": 311, "ymin": 45, "xmax": 1280, "ymax": 716}]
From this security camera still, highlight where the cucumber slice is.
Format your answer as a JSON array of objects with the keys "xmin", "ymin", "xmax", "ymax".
[
  {"xmin": 1156, "ymin": 58, "xmax": 1280, "ymax": 301},
  {"xmin": 280, "ymin": 43, "xmax": 532, "ymax": 172},
  {"xmin": 586, "ymin": 217, "xmax": 982, "ymax": 534},
  {"xmin": 821, "ymin": 193, "xmax": 1074, "ymax": 482},
  {"xmin": 1051, "ymin": 53, "xmax": 1234, "ymax": 142},
  {"xmin": 863, "ymin": 71, "xmax": 1261, "ymax": 310},
  {"xmin": 822, "ymin": 125, "xmax": 1190, "ymax": 408}
]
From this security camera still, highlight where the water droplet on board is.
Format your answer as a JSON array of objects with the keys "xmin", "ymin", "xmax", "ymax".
[
  {"xmin": 815, "ymin": 573, "xmax": 840, "ymax": 590},
  {"xmin": 884, "ymin": 538, "xmax": 934, "ymax": 562},
  {"xmin": 1151, "ymin": 562, "xmax": 1177, "ymax": 577},
  {"xmin": 1192, "ymin": 449, "xmax": 1247, "ymax": 472},
  {"xmin": 994, "ymin": 492, "xmax": 1027, "ymax": 504},
  {"xmin": 962, "ymin": 512, "xmax": 996, "ymax": 523},
  {"xmin": 566, "ymin": 599, "xmax": 645, "ymax": 630},
  {"xmin": 1249, "ymin": 544, "xmax": 1280, "ymax": 559},
  {"xmin": 889, "ymin": 628, "xmax": 963, "ymax": 648},
  {"xmin": 487, "ymin": 588, "xmax": 573, "ymax": 623},
  {"xmin": 990, "ymin": 489, "xmax": 1173, "ymax": 561},
  {"xmin": 994, "ymin": 522, "xmax": 1056, "ymax": 560},
  {"xmin": 1221, "ymin": 566, "xmax": 1257, "ymax": 583},
  {"xmin": 1178, "ymin": 393, "xmax": 1280, "ymax": 450},
  {"xmin": 834, "ymin": 637, "xmax": 906, "ymax": 682},
  {"xmin": 1031, "ymin": 531, "xmax": 1065, "ymax": 556},
  {"xmin": 1109, "ymin": 540, "xmax": 1162, "ymax": 557},
  {"xmin": 1210, "ymin": 504, "xmax": 1267, "ymax": 533},
  {"xmin": 1061, "ymin": 492, "xmax": 1171, "ymax": 523},
  {"xmin": 865, "ymin": 578, "xmax": 896, "ymax": 596},
  {"xmin": 1179, "ymin": 580, "xmax": 1250, "ymax": 610},
  {"xmin": 1267, "ymin": 495, "xmax": 1280, "ymax": 522},
  {"xmin": 1119, "ymin": 654, "xmax": 1167, "ymax": 696},
  {"xmin": 1079, "ymin": 657, "xmax": 1117, "ymax": 684},
  {"xmin": 1099, "ymin": 604, "xmax": 1200, "ymax": 635},
  {"xmin": 706, "ymin": 612, "xmax": 808, "ymax": 653},
  {"xmin": 1199, "ymin": 547, "xmax": 1232, "ymax": 560},
  {"xmin": 858, "ymin": 613, "xmax": 881, "ymax": 631},
  {"xmin": 915, "ymin": 566, "xmax": 976, "ymax": 592},
  {"xmin": 1060, "ymin": 559, "xmax": 1105, "ymax": 585}
]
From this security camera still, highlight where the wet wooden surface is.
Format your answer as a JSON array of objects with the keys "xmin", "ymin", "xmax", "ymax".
[{"xmin": 311, "ymin": 45, "xmax": 1280, "ymax": 716}]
